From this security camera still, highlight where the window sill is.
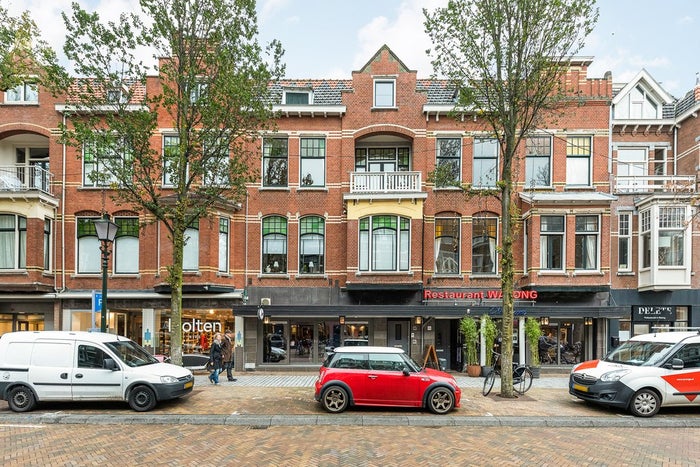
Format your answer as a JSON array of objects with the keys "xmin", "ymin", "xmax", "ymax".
[
  {"xmin": 617, "ymin": 271, "xmax": 635, "ymax": 276},
  {"xmin": 217, "ymin": 272, "xmax": 232, "ymax": 278},
  {"xmin": 113, "ymin": 273, "xmax": 141, "ymax": 278},
  {"xmin": 295, "ymin": 274, "xmax": 327, "ymax": 280},
  {"xmin": 371, "ymin": 106, "xmax": 398, "ymax": 111},
  {"xmin": 432, "ymin": 186, "xmax": 463, "ymax": 192},
  {"xmin": 564, "ymin": 185, "xmax": 595, "ymax": 190},
  {"xmin": 1, "ymin": 102, "xmax": 39, "ymax": 106},
  {"xmin": 183, "ymin": 271, "xmax": 201, "ymax": 276},
  {"xmin": 297, "ymin": 186, "xmax": 328, "ymax": 192},
  {"xmin": 258, "ymin": 273, "xmax": 290, "ymax": 279},
  {"xmin": 0, "ymin": 269, "xmax": 27, "ymax": 275},
  {"xmin": 431, "ymin": 274, "xmax": 464, "ymax": 279},
  {"xmin": 354, "ymin": 271, "xmax": 413, "ymax": 276},
  {"xmin": 572, "ymin": 270, "xmax": 604, "ymax": 276},
  {"xmin": 259, "ymin": 186, "xmax": 291, "ymax": 191},
  {"xmin": 537, "ymin": 271, "xmax": 567, "ymax": 276},
  {"xmin": 469, "ymin": 274, "xmax": 500, "ymax": 280}
]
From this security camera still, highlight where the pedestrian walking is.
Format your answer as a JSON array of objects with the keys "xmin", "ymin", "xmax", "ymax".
[
  {"xmin": 208, "ymin": 333, "xmax": 223, "ymax": 385},
  {"xmin": 221, "ymin": 330, "xmax": 236, "ymax": 382}
]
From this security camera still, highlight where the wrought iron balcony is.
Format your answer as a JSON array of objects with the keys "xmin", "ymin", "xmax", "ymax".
[{"xmin": 0, "ymin": 165, "xmax": 53, "ymax": 196}]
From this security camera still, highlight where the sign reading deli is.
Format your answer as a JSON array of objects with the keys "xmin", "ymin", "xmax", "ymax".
[{"xmin": 423, "ymin": 289, "xmax": 538, "ymax": 301}]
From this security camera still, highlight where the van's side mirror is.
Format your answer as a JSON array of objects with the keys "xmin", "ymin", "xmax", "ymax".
[
  {"xmin": 671, "ymin": 358, "xmax": 684, "ymax": 370},
  {"xmin": 103, "ymin": 358, "xmax": 118, "ymax": 371}
]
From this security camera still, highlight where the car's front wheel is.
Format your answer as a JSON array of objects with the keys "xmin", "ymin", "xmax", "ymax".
[
  {"xmin": 321, "ymin": 385, "xmax": 349, "ymax": 413},
  {"xmin": 629, "ymin": 388, "xmax": 660, "ymax": 417},
  {"xmin": 427, "ymin": 387, "xmax": 455, "ymax": 414},
  {"xmin": 128, "ymin": 385, "xmax": 157, "ymax": 412}
]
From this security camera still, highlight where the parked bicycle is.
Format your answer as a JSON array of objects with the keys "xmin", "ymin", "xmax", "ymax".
[{"xmin": 482, "ymin": 350, "xmax": 533, "ymax": 396}]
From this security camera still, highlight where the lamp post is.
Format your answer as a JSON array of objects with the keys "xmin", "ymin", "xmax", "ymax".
[{"xmin": 94, "ymin": 214, "xmax": 118, "ymax": 333}]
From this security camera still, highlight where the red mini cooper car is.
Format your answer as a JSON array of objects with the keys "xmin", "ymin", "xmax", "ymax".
[{"xmin": 314, "ymin": 346, "xmax": 461, "ymax": 414}]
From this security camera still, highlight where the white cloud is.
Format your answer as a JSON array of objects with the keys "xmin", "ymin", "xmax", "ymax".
[{"xmin": 259, "ymin": 0, "xmax": 290, "ymax": 24}]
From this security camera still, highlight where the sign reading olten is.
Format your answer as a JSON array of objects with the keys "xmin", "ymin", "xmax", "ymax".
[{"xmin": 632, "ymin": 305, "xmax": 676, "ymax": 322}]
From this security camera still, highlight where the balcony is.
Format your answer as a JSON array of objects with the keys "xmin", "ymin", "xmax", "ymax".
[
  {"xmin": 613, "ymin": 175, "xmax": 696, "ymax": 194},
  {"xmin": 349, "ymin": 171, "xmax": 422, "ymax": 194},
  {"xmin": 0, "ymin": 165, "xmax": 53, "ymax": 196}
]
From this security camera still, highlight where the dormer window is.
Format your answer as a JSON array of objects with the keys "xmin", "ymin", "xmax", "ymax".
[
  {"xmin": 284, "ymin": 90, "xmax": 311, "ymax": 105},
  {"xmin": 106, "ymin": 86, "xmax": 128, "ymax": 104},
  {"xmin": 374, "ymin": 79, "xmax": 396, "ymax": 108}
]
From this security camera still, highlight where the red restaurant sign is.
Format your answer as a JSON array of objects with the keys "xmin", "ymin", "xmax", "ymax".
[{"xmin": 423, "ymin": 289, "xmax": 538, "ymax": 300}]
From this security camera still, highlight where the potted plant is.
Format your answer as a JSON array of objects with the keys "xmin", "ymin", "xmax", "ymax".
[
  {"xmin": 460, "ymin": 316, "xmax": 481, "ymax": 377},
  {"xmin": 481, "ymin": 315, "xmax": 498, "ymax": 376},
  {"xmin": 525, "ymin": 317, "xmax": 542, "ymax": 378}
]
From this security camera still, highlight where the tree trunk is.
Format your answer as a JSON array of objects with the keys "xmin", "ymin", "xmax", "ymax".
[{"xmin": 168, "ymin": 221, "xmax": 186, "ymax": 366}]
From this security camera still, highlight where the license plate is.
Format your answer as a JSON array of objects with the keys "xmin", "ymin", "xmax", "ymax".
[
  {"xmin": 184, "ymin": 381, "xmax": 194, "ymax": 389},
  {"xmin": 573, "ymin": 383, "xmax": 588, "ymax": 392}
]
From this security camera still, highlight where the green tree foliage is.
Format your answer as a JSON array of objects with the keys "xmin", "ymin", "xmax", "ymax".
[
  {"xmin": 0, "ymin": 4, "xmax": 63, "ymax": 91},
  {"xmin": 56, "ymin": 0, "xmax": 284, "ymax": 365},
  {"xmin": 460, "ymin": 316, "xmax": 478, "ymax": 365},
  {"xmin": 425, "ymin": 0, "xmax": 597, "ymax": 397},
  {"xmin": 525, "ymin": 317, "xmax": 543, "ymax": 367}
]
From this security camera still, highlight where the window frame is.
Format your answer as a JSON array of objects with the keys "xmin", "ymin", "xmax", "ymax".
[
  {"xmin": 82, "ymin": 135, "xmax": 132, "ymax": 187},
  {"xmin": 434, "ymin": 217, "xmax": 460, "ymax": 275},
  {"xmin": 359, "ymin": 215, "xmax": 410, "ymax": 272},
  {"xmin": 525, "ymin": 136, "xmax": 552, "ymax": 188},
  {"xmin": 373, "ymin": 79, "xmax": 396, "ymax": 108},
  {"xmin": 299, "ymin": 137, "xmax": 326, "ymax": 187},
  {"xmin": 76, "ymin": 216, "xmax": 100, "ymax": 274},
  {"xmin": 262, "ymin": 137, "xmax": 289, "ymax": 187},
  {"xmin": 0, "ymin": 214, "xmax": 27, "ymax": 270},
  {"xmin": 183, "ymin": 219, "xmax": 199, "ymax": 272},
  {"xmin": 574, "ymin": 215, "xmax": 599, "ymax": 271},
  {"xmin": 262, "ymin": 216, "xmax": 288, "ymax": 274},
  {"xmin": 162, "ymin": 134, "xmax": 180, "ymax": 187},
  {"xmin": 566, "ymin": 136, "xmax": 592, "ymax": 187},
  {"xmin": 4, "ymin": 81, "xmax": 38, "ymax": 104},
  {"xmin": 283, "ymin": 90, "xmax": 312, "ymax": 105},
  {"xmin": 43, "ymin": 218, "xmax": 52, "ymax": 271},
  {"xmin": 114, "ymin": 217, "xmax": 139, "ymax": 274},
  {"xmin": 618, "ymin": 212, "xmax": 632, "ymax": 272},
  {"xmin": 540, "ymin": 215, "xmax": 564, "ymax": 271},
  {"xmin": 657, "ymin": 206, "xmax": 685, "ymax": 267},
  {"xmin": 218, "ymin": 217, "xmax": 230, "ymax": 273},
  {"xmin": 472, "ymin": 138, "xmax": 499, "ymax": 189},
  {"xmin": 472, "ymin": 215, "xmax": 498, "ymax": 275},
  {"xmin": 299, "ymin": 216, "xmax": 325, "ymax": 275},
  {"xmin": 435, "ymin": 138, "xmax": 462, "ymax": 186}
]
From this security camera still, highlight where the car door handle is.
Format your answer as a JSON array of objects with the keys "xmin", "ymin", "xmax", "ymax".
[
  {"xmin": 75, "ymin": 374, "xmax": 83, "ymax": 379},
  {"xmin": 368, "ymin": 375, "xmax": 377, "ymax": 379},
  {"xmin": 60, "ymin": 373, "xmax": 68, "ymax": 379}
]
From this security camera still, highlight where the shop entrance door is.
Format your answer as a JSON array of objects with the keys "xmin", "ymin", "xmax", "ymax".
[{"xmin": 387, "ymin": 319, "xmax": 410, "ymax": 350}]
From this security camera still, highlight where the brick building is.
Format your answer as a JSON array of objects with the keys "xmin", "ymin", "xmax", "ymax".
[{"xmin": 1, "ymin": 46, "xmax": 698, "ymax": 370}]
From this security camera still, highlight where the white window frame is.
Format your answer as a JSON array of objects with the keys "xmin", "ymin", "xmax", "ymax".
[
  {"xmin": 299, "ymin": 216, "xmax": 325, "ymax": 274},
  {"xmin": 283, "ymin": 90, "xmax": 312, "ymax": 105},
  {"xmin": 373, "ymin": 79, "xmax": 396, "ymax": 108},
  {"xmin": 76, "ymin": 217, "xmax": 100, "ymax": 274},
  {"xmin": 262, "ymin": 216, "xmax": 287, "ymax": 274},
  {"xmin": 4, "ymin": 81, "xmax": 38, "ymax": 103},
  {"xmin": 618, "ymin": 212, "xmax": 632, "ymax": 272},
  {"xmin": 218, "ymin": 217, "xmax": 229, "ymax": 273},
  {"xmin": 359, "ymin": 215, "xmax": 410, "ymax": 272},
  {"xmin": 0, "ymin": 214, "xmax": 26, "ymax": 270},
  {"xmin": 566, "ymin": 136, "xmax": 592, "ymax": 187},
  {"xmin": 183, "ymin": 220, "xmax": 199, "ymax": 272},
  {"xmin": 114, "ymin": 217, "xmax": 139, "ymax": 274}
]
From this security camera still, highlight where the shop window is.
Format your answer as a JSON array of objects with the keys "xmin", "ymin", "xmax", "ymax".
[
  {"xmin": 262, "ymin": 216, "xmax": 287, "ymax": 273},
  {"xmin": 300, "ymin": 138, "xmax": 325, "ymax": 187},
  {"xmin": 114, "ymin": 217, "xmax": 139, "ymax": 274},
  {"xmin": 359, "ymin": 215, "xmax": 410, "ymax": 272},
  {"xmin": 0, "ymin": 214, "xmax": 26, "ymax": 269},
  {"xmin": 434, "ymin": 216, "xmax": 460, "ymax": 274},
  {"xmin": 262, "ymin": 137, "xmax": 288, "ymax": 187},
  {"xmin": 299, "ymin": 216, "xmax": 324, "ymax": 274}
]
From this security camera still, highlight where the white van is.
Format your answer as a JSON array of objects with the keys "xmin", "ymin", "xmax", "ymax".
[
  {"xmin": 0, "ymin": 331, "xmax": 194, "ymax": 412},
  {"xmin": 569, "ymin": 329, "xmax": 700, "ymax": 417}
]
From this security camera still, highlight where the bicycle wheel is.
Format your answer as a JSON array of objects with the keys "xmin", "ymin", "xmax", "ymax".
[
  {"xmin": 513, "ymin": 367, "xmax": 533, "ymax": 394},
  {"xmin": 482, "ymin": 369, "xmax": 496, "ymax": 396}
]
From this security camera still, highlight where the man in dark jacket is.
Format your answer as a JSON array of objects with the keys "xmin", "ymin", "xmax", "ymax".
[
  {"xmin": 221, "ymin": 330, "xmax": 236, "ymax": 382},
  {"xmin": 208, "ymin": 333, "xmax": 223, "ymax": 385}
]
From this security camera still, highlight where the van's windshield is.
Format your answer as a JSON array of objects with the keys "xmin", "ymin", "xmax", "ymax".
[
  {"xmin": 603, "ymin": 340, "xmax": 675, "ymax": 366},
  {"xmin": 105, "ymin": 340, "xmax": 159, "ymax": 367}
]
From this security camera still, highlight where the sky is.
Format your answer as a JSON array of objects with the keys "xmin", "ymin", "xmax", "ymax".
[{"xmin": 6, "ymin": 0, "xmax": 700, "ymax": 97}]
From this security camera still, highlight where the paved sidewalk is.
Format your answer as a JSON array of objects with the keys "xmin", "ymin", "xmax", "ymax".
[{"xmin": 1, "ymin": 373, "xmax": 699, "ymax": 428}]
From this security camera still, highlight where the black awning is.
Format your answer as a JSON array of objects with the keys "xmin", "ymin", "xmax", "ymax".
[
  {"xmin": 523, "ymin": 285, "xmax": 610, "ymax": 293},
  {"xmin": 154, "ymin": 284, "xmax": 237, "ymax": 294},
  {"xmin": 345, "ymin": 283, "xmax": 423, "ymax": 292}
]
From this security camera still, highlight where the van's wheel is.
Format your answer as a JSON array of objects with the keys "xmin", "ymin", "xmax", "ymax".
[
  {"xmin": 427, "ymin": 387, "xmax": 454, "ymax": 414},
  {"xmin": 321, "ymin": 386, "xmax": 349, "ymax": 413},
  {"xmin": 629, "ymin": 388, "xmax": 660, "ymax": 417},
  {"xmin": 128, "ymin": 386, "xmax": 157, "ymax": 412},
  {"xmin": 8, "ymin": 386, "xmax": 36, "ymax": 412}
]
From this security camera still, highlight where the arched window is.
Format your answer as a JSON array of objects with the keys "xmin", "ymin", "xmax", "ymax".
[
  {"xmin": 262, "ymin": 216, "xmax": 287, "ymax": 273},
  {"xmin": 114, "ymin": 217, "xmax": 139, "ymax": 274},
  {"xmin": 359, "ymin": 215, "xmax": 410, "ymax": 272},
  {"xmin": 472, "ymin": 215, "xmax": 497, "ymax": 274},
  {"xmin": 299, "ymin": 216, "xmax": 324, "ymax": 274},
  {"xmin": 0, "ymin": 214, "xmax": 27, "ymax": 269},
  {"xmin": 435, "ymin": 216, "xmax": 460, "ymax": 274}
]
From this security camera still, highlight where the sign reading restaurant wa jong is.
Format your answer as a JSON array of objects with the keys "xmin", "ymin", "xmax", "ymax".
[{"xmin": 423, "ymin": 289, "xmax": 538, "ymax": 301}]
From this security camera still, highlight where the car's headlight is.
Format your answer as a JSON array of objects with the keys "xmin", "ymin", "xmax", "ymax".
[
  {"xmin": 599, "ymin": 369, "xmax": 630, "ymax": 382},
  {"xmin": 161, "ymin": 375, "xmax": 179, "ymax": 383}
]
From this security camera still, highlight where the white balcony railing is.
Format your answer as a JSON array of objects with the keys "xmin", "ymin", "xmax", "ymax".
[
  {"xmin": 350, "ymin": 171, "xmax": 422, "ymax": 194},
  {"xmin": 0, "ymin": 165, "xmax": 53, "ymax": 196},
  {"xmin": 613, "ymin": 175, "xmax": 696, "ymax": 194}
]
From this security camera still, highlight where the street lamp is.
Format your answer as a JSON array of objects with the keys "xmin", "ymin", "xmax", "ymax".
[{"xmin": 94, "ymin": 213, "xmax": 118, "ymax": 333}]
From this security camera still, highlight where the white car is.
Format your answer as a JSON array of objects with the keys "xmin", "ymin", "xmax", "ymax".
[{"xmin": 569, "ymin": 330, "xmax": 700, "ymax": 417}]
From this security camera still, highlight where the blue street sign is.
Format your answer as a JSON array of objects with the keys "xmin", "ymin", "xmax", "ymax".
[{"xmin": 92, "ymin": 291, "xmax": 103, "ymax": 312}]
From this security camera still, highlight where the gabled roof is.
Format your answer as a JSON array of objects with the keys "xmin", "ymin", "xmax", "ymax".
[
  {"xmin": 355, "ymin": 44, "xmax": 414, "ymax": 74},
  {"xmin": 612, "ymin": 69, "xmax": 675, "ymax": 106}
]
